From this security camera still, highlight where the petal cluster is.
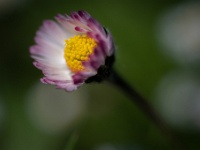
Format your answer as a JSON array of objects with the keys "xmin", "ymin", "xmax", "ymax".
[{"xmin": 30, "ymin": 10, "xmax": 114, "ymax": 91}]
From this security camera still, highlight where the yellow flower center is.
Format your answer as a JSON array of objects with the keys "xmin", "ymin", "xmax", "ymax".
[{"xmin": 64, "ymin": 34, "xmax": 97, "ymax": 73}]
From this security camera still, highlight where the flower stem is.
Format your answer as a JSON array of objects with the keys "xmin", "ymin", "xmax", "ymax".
[{"xmin": 107, "ymin": 69, "xmax": 184, "ymax": 150}]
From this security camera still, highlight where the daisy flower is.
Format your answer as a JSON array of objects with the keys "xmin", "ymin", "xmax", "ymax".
[{"xmin": 30, "ymin": 10, "xmax": 115, "ymax": 91}]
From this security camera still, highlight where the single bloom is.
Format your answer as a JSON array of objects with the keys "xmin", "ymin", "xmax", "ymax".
[{"xmin": 30, "ymin": 10, "xmax": 115, "ymax": 91}]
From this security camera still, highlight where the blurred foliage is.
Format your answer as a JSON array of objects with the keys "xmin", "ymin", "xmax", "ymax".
[{"xmin": 1, "ymin": 0, "xmax": 200, "ymax": 150}]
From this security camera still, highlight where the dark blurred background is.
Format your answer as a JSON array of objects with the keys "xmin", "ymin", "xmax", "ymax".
[{"xmin": 1, "ymin": 0, "xmax": 200, "ymax": 149}]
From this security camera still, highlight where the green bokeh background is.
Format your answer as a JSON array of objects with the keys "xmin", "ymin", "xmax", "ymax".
[{"xmin": 1, "ymin": 0, "xmax": 199, "ymax": 150}]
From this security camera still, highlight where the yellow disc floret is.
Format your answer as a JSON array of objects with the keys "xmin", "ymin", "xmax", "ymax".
[{"xmin": 64, "ymin": 34, "xmax": 97, "ymax": 73}]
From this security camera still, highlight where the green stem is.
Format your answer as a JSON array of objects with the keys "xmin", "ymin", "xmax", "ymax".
[{"xmin": 107, "ymin": 69, "xmax": 184, "ymax": 150}]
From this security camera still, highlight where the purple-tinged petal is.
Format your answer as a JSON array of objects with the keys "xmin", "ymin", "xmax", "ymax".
[
  {"xmin": 56, "ymin": 82, "xmax": 79, "ymax": 92},
  {"xmin": 75, "ymin": 26, "xmax": 85, "ymax": 32},
  {"xmin": 70, "ymin": 12, "xmax": 81, "ymax": 21},
  {"xmin": 77, "ymin": 10, "xmax": 91, "ymax": 20},
  {"xmin": 87, "ymin": 18, "xmax": 105, "ymax": 35},
  {"xmin": 98, "ymin": 40, "xmax": 108, "ymax": 56},
  {"xmin": 33, "ymin": 62, "xmax": 43, "ymax": 70},
  {"xmin": 55, "ymin": 14, "xmax": 77, "ymax": 34},
  {"xmin": 86, "ymin": 31, "xmax": 96, "ymax": 39},
  {"xmin": 90, "ymin": 60, "xmax": 100, "ymax": 70},
  {"xmin": 41, "ymin": 77, "xmax": 56, "ymax": 84},
  {"xmin": 72, "ymin": 74, "xmax": 85, "ymax": 85},
  {"xmin": 107, "ymin": 34, "xmax": 115, "ymax": 56}
]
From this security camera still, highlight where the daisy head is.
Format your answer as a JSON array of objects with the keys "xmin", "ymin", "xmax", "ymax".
[{"xmin": 30, "ymin": 10, "xmax": 115, "ymax": 91}]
